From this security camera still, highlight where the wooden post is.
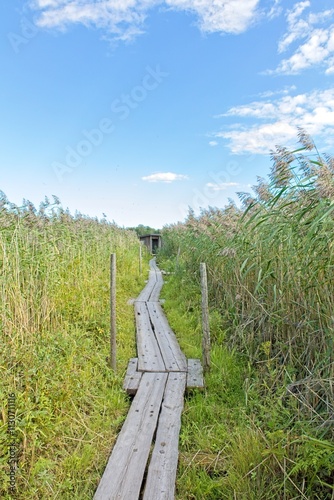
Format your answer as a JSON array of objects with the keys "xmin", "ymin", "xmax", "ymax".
[
  {"xmin": 176, "ymin": 246, "xmax": 181, "ymax": 271},
  {"xmin": 110, "ymin": 253, "xmax": 117, "ymax": 370},
  {"xmin": 200, "ymin": 262, "xmax": 211, "ymax": 372},
  {"xmin": 139, "ymin": 244, "xmax": 142, "ymax": 276}
]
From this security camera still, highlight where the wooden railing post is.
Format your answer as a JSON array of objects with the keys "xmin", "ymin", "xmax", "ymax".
[
  {"xmin": 110, "ymin": 253, "xmax": 117, "ymax": 370},
  {"xmin": 139, "ymin": 244, "xmax": 142, "ymax": 276},
  {"xmin": 200, "ymin": 262, "xmax": 211, "ymax": 372}
]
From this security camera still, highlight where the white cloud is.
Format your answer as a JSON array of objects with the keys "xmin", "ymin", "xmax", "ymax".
[
  {"xmin": 27, "ymin": 0, "xmax": 277, "ymax": 41},
  {"xmin": 278, "ymin": 0, "xmax": 310, "ymax": 53},
  {"xmin": 258, "ymin": 86, "xmax": 297, "ymax": 98},
  {"xmin": 266, "ymin": 0, "xmax": 282, "ymax": 20},
  {"xmin": 214, "ymin": 88, "xmax": 334, "ymax": 154},
  {"xmin": 142, "ymin": 172, "xmax": 188, "ymax": 183},
  {"xmin": 269, "ymin": 1, "xmax": 334, "ymax": 74},
  {"xmin": 29, "ymin": 1, "xmax": 148, "ymax": 41},
  {"xmin": 326, "ymin": 57, "xmax": 334, "ymax": 75},
  {"xmin": 206, "ymin": 182, "xmax": 239, "ymax": 191},
  {"xmin": 209, "ymin": 140, "xmax": 218, "ymax": 147},
  {"xmin": 216, "ymin": 122, "xmax": 297, "ymax": 155},
  {"xmin": 166, "ymin": 0, "xmax": 260, "ymax": 35}
]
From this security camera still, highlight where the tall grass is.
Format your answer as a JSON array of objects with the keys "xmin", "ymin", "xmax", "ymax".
[
  {"xmin": 159, "ymin": 132, "xmax": 334, "ymax": 497},
  {"xmin": 0, "ymin": 194, "xmax": 148, "ymax": 498}
]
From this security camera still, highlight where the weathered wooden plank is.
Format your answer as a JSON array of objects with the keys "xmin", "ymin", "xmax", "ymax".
[
  {"xmin": 146, "ymin": 302, "xmax": 178, "ymax": 371},
  {"xmin": 143, "ymin": 372, "xmax": 186, "ymax": 500},
  {"xmin": 136, "ymin": 276, "xmax": 156, "ymax": 302},
  {"xmin": 147, "ymin": 302, "xmax": 187, "ymax": 372},
  {"xmin": 123, "ymin": 358, "xmax": 142, "ymax": 395},
  {"xmin": 149, "ymin": 258, "xmax": 159, "ymax": 272},
  {"xmin": 135, "ymin": 301, "xmax": 166, "ymax": 372},
  {"xmin": 94, "ymin": 372, "xmax": 168, "ymax": 500},
  {"xmin": 148, "ymin": 274, "xmax": 164, "ymax": 302},
  {"xmin": 148, "ymin": 264, "xmax": 164, "ymax": 302},
  {"xmin": 136, "ymin": 259, "xmax": 158, "ymax": 302},
  {"xmin": 186, "ymin": 359, "xmax": 204, "ymax": 389}
]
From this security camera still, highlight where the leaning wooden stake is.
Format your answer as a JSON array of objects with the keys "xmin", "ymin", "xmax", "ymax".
[
  {"xmin": 176, "ymin": 246, "xmax": 181, "ymax": 270},
  {"xmin": 200, "ymin": 262, "xmax": 211, "ymax": 372},
  {"xmin": 110, "ymin": 253, "xmax": 117, "ymax": 370},
  {"xmin": 139, "ymin": 244, "xmax": 142, "ymax": 276}
]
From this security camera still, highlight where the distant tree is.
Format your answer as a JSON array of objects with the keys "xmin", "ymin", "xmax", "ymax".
[{"xmin": 127, "ymin": 224, "xmax": 161, "ymax": 236}]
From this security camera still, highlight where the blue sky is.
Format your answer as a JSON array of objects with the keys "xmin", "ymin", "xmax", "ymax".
[{"xmin": 1, "ymin": 0, "xmax": 334, "ymax": 228}]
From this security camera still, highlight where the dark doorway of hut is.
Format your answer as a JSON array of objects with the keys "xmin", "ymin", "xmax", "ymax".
[
  {"xmin": 151, "ymin": 236, "xmax": 159, "ymax": 254},
  {"xmin": 139, "ymin": 234, "xmax": 162, "ymax": 254}
]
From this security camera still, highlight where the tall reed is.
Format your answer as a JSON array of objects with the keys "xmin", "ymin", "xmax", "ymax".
[
  {"xmin": 161, "ymin": 132, "xmax": 334, "ymax": 435},
  {"xmin": 0, "ymin": 194, "xmax": 147, "ymax": 498}
]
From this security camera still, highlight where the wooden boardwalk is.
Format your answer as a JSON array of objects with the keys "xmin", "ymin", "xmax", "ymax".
[{"xmin": 94, "ymin": 259, "xmax": 203, "ymax": 500}]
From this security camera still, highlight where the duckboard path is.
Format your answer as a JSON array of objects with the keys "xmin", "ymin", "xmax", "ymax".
[{"xmin": 94, "ymin": 258, "xmax": 204, "ymax": 500}]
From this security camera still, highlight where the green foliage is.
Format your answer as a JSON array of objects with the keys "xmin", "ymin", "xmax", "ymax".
[
  {"xmin": 1, "ymin": 130, "xmax": 333, "ymax": 498},
  {"xmin": 159, "ymin": 133, "xmax": 334, "ymax": 498},
  {"xmin": 0, "ymin": 195, "xmax": 150, "ymax": 498},
  {"xmin": 127, "ymin": 224, "xmax": 161, "ymax": 236}
]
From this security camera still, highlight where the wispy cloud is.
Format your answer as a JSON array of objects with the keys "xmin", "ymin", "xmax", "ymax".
[
  {"xmin": 27, "ymin": 0, "xmax": 277, "ymax": 42},
  {"xmin": 29, "ymin": 0, "xmax": 148, "ymax": 42},
  {"xmin": 267, "ymin": 1, "xmax": 334, "ymax": 74},
  {"xmin": 206, "ymin": 182, "xmax": 239, "ymax": 191},
  {"xmin": 266, "ymin": 0, "xmax": 282, "ymax": 20},
  {"xmin": 257, "ymin": 85, "xmax": 297, "ymax": 99},
  {"xmin": 166, "ymin": 0, "xmax": 261, "ymax": 35},
  {"xmin": 208, "ymin": 140, "xmax": 218, "ymax": 147},
  {"xmin": 142, "ymin": 172, "xmax": 188, "ymax": 183},
  {"xmin": 214, "ymin": 87, "xmax": 334, "ymax": 154}
]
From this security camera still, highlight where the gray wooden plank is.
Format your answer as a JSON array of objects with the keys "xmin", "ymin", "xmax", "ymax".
[
  {"xmin": 135, "ymin": 301, "xmax": 166, "ymax": 372},
  {"xmin": 136, "ymin": 276, "xmax": 156, "ymax": 302},
  {"xmin": 136, "ymin": 259, "xmax": 164, "ymax": 303},
  {"xmin": 186, "ymin": 359, "xmax": 204, "ymax": 389},
  {"xmin": 136, "ymin": 259, "xmax": 158, "ymax": 301},
  {"xmin": 123, "ymin": 358, "xmax": 142, "ymax": 395},
  {"xmin": 149, "ymin": 275, "xmax": 164, "ymax": 302},
  {"xmin": 147, "ymin": 302, "xmax": 179, "ymax": 371},
  {"xmin": 149, "ymin": 258, "xmax": 159, "ymax": 272},
  {"xmin": 94, "ymin": 372, "xmax": 168, "ymax": 500},
  {"xmin": 149, "ymin": 267, "xmax": 164, "ymax": 302},
  {"xmin": 143, "ymin": 372, "xmax": 186, "ymax": 500},
  {"xmin": 147, "ymin": 302, "xmax": 187, "ymax": 372}
]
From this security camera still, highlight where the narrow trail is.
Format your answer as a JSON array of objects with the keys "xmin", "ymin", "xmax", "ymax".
[{"xmin": 94, "ymin": 259, "xmax": 203, "ymax": 500}]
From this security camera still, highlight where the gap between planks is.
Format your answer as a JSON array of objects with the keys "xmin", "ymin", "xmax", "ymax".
[
  {"xmin": 123, "ymin": 358, "xmax": 204, "ymax": 395},
  {"xmin": 94, "ymin": 372, "xmax": 168, "ymax": 500},
  {"xmin": 143, "ymin": 372, "xmax": 186, "ymax": 500}
]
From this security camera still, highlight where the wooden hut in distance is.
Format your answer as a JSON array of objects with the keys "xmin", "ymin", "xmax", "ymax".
[{"xmin": 139, "ymin": 234, "xmax": 162, "ymax": 254}]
